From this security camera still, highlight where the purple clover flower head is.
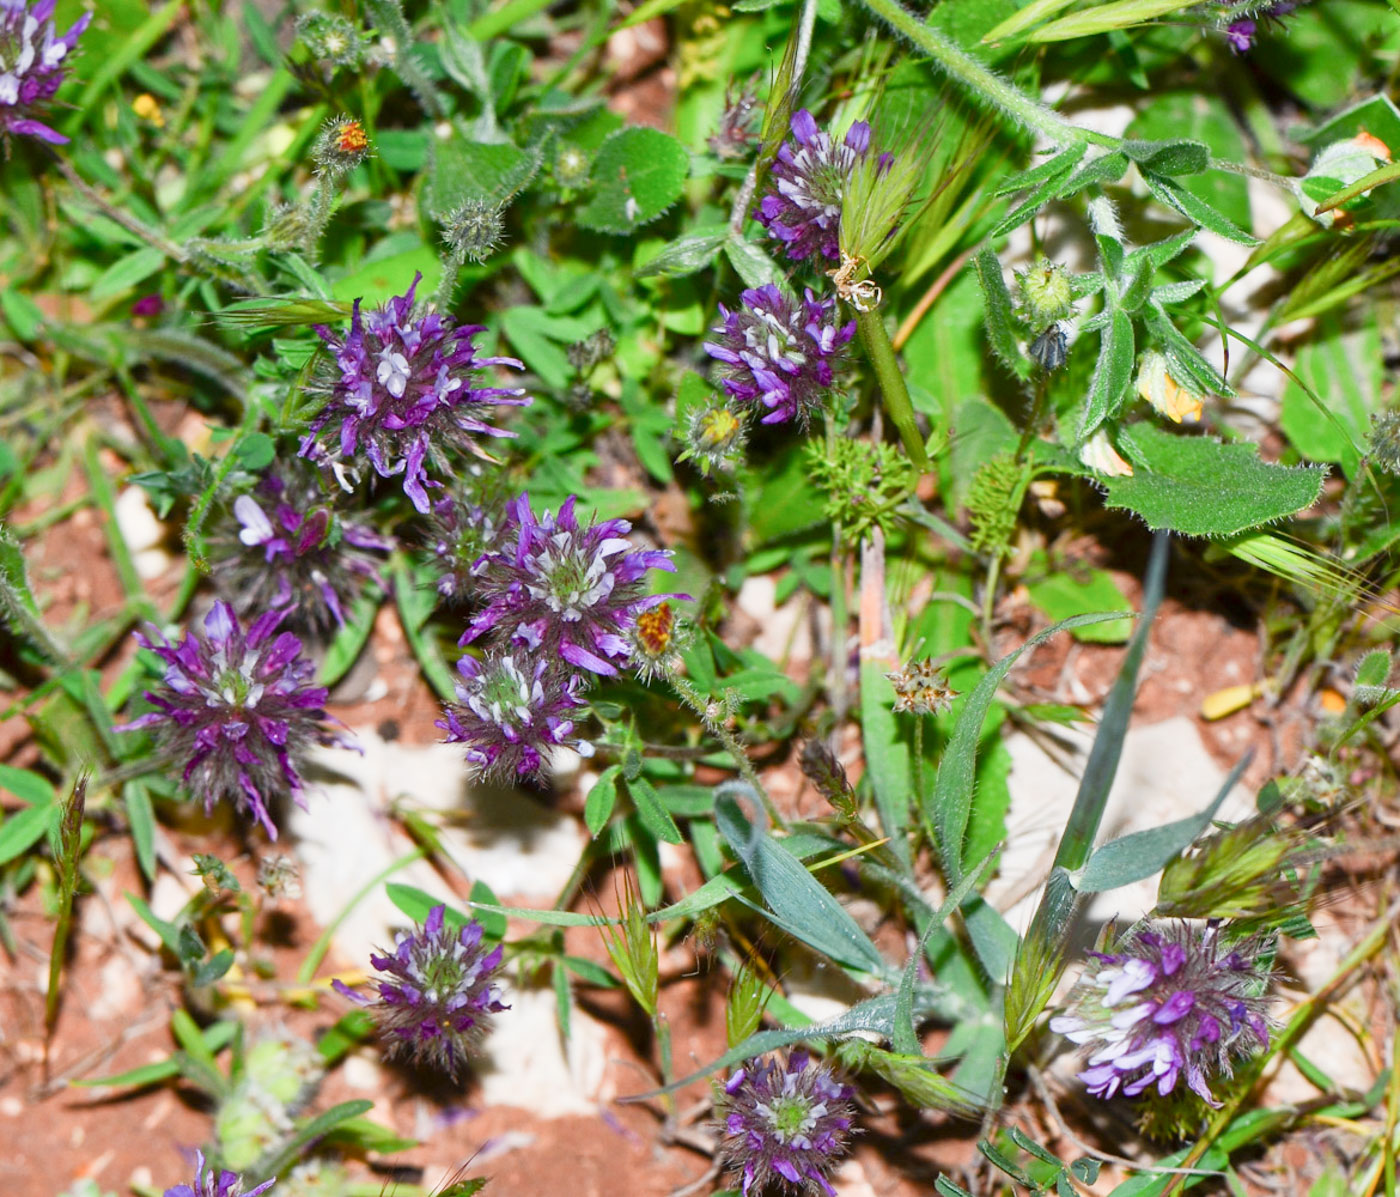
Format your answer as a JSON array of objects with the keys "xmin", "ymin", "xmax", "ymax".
[
  {"xmin": 757, "ymin": 109, "xmax": 872, "ymax": 262},
  {"xmin": 299, "ymin": 273, "xmax": 530, "ymax": 514},
  {"xmin": 163, "ymin": 1149, "xmax": 273, "ymax": 1197},
  {"xmin": 1223, "ymin": 0, "xmax": 1299, "ymax": 52},
  {"xmin": 438, "ymin": 649, "xmax": 592, "ymax": 779},
  {"xmin": 333, "ymin": 904, "xmax": 507, "ymax": 1076},
  {"xmin": 1225, "ymin": 17, "xmax": 1256, "ymax": 50},
  {"xmin": 1049, "ymin": 921, "xmax": 1274, "ymax": 1106},
  {"xmin": 121, "ymin": 601, "xmax": 341, "ymax": 839},
  {"xmin": 704, "ymin": 285, "xmax": 855, "ymax": 426},
  {"xmin": 462, "ymin": 493, "xmax": 686, "ymax": 677},
  {"xmin": 0, "ymin": 0, "xmax": 91, "ymax": 145},
  {"xmin": 716, "ymin": 1051, "xmax": 857, "ymax": 1196},
  {"xmin": 213, "ymin": 461, "xmax": 392, "ymax": 635}
]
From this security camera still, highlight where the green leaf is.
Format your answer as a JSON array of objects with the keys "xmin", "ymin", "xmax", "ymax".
[
  {"xmin": 90, "ymin": 246, "xmax": 166, "ymax": 301},
  {"xmin": 1077, "ymin": 754, "xmax": 1249, "ymax": 892},
  {"xmin": 723, "ymin": 235, "xmax": 783, "ymax": 289},
  {"xmin": 1026, "ymin": 566, "xmax": 1132, "ymax": 643},
  {"xmin": 1128, "ymin": 93, "xmax": 1250, "ymax": 230},
  {"xmin": 1122, "ymin": 138, "xmax": 1209, "ymax": 175},
  {"xmin": 0, "ymin": 802, "xmax": 58, "ymax": 866},
  {"xmin": 317, "ymin": 588, "xmax": 382, "ymax": 687},
  {"xmin": 974, "ymin": 247, "xmax": 1030, "ymax": 379},
  {"xmin": 858, "ymin": 661, "xmax": 912, "ymax": 868},
  {"xmin": 0, "ymin": 764, "xmax": 55, "ymax": 805},
  {"xmin": 635, "ymin": 226, "xmax": 728, "ymax": 278},
  {"xmin": 1079, "ymin": 309, "xmax": 1135, "ymax": 440},
  {"xmin": 584, "ymin": 765, "xmax": 621, "ymax": 836},
  {"xmin": 928, "ymin": 612, "xmax": 1133, "ymax": 883},
  {"xmin": 627, "ymin": 775, "xmax": 683, "ymax": 845},
  {"xmin": 1107, "ymin": 424, "xmax": 1328, "ymax": 538},
  {"xmin": 715, "ymin": 787, "xmax": 890, "ymax": 977},
  {"xmin": 428, "ymin": 138, "xmax": 538, "ymax": 215},
  {"xmin": 1141, "ymin": 170, "xmax": 1258, "ymax": 245},
  {"xmin": 331, "ymin": 245, "xmax": 443, "ymax": 306},
  {"xmin": 577, "ymin": 128, "xmax": 690, "ymax": 235},
  {"xmin": 73, "ymin": 1020, "xmax": 239, "ymax": 1089},
  {"xmin": 994, "ymin": 143, "xmax": 1087, "ymax": 197},
  {"xmin": 125, "ymin": 780, "xmax": 157, "ymax": 882}
]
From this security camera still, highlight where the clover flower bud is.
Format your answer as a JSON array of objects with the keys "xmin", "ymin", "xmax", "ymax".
[
  {"xmin": 704, "ymin": 285, "xmax": 855, "ymax": 427},
  {"xmin": 442, "ymin": 198, "xmax": 508, "ymax": 265},
  {"xmin": 677, "ymin": 395, "xmax": 748, "ymax": 476},
  {"xmin": 554, "ymin": 143, "xmax": 591, "ymax": 189},
  {"xmin": 163, "ymin": 1150, "xmax": 273, "ymax": 1197},
  {"xmin": 312, "ymin": 115, "xmax": 371, "ymax": 176},
  {"xmin": 1135, "ymin": 350, "xmax": 1204, "ymax": 424},
  {"xmin": 333, "ymin": 904, "xmax": 507, "ymax": 1077},
  {"xmin": 211, "ymin": 460, "xmax": 391, "ymax": 635},
  {"xmin": 0, "ymin": 0, "xmax": 91, "ymax": 145},
  {"xmin": 1049, "ymin": 920, "xmax": 1274, "ymax": 1106},
  {"xmin": 295, "ymin": 11, "xmax": 365, "ymax": 70},
  {"xmin": 461, "ymin": 492, "xmax": 686, "ymax": 677},
  {"xmin": 298, "ymin": 273, "xmax": 530, "ymax": 514},
  {"xmin": 121, "ymin": 601, "xmax": 342, "ymax": 840},
  {"xmin": 425, "ymin": 491, "xmax": 505, "ymax": 603},
  {"xmin": 438, "ymin": 649, "xmax": 592, "ymax": 779},
  {"xmin": 709, "ymin": 77, "xmax": 759, "ymax": 161},
  {"xmin": 715, "ymin": 1051, "xmax": 858, "ymax": 1196}
]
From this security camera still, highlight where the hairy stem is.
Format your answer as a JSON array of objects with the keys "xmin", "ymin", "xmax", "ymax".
[{"xmin": 857, "ymin": 0, "xmax": 1118, "ymax": 149}]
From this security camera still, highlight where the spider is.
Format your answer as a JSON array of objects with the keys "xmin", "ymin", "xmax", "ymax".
[{"xmin": 827, "ymin": 251, "xmax": 881, "ymax": 312}]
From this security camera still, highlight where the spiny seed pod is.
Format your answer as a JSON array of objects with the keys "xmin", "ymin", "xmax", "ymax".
[
  {"xmin": 885, "ymin": 659, "xmax": 957, "ymax": 716},
  {"xmin": 1015, "ymin": 257, "xmax": 1075, "ymax": 326},
  {"xmin": 442, "ymin": 198, "xmax": 508, "ymax": 264}
]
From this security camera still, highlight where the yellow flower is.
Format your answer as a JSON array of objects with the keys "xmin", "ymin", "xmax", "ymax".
[
  {"xmin": 1135, "ymin": 350, "xmax": 1203, "ymax": 424},
  {"xmin": 132, "ymin": 93, "xmax": 164, "ymax": 128}
]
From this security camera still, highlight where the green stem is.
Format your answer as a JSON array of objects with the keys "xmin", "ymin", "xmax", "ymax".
[
  {"xmin": 669, "ymin": 674, "xmax": 787, "ymax": 831},
  {"xmin": 45, "ymin": 776, "xmax": 87, "ymax": 1046},
  {"xmin": 855, "ymin": 307, "xmax": 929, "ymax": 473},
  {"xmin": 857, "ymin": 0, "xmax": 1118, "ymax": 149}
]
